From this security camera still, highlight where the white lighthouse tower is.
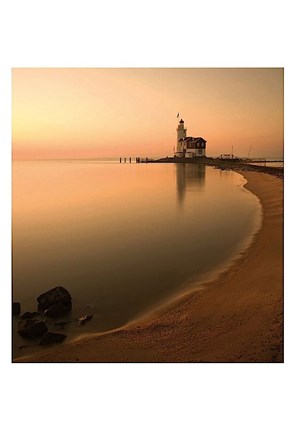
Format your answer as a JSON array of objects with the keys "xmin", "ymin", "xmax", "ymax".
[
  {"xmin": 176, "ymin": 119, "xmax": 187, "ymax": 156},
  {"xmin": 174, "ymin": 117, "xmax": 207, "ymax": 158}
]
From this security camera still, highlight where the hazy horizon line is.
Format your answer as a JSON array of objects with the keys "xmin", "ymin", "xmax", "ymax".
[{"xmin": 12, "ymin": 155, "xmax": 284, "ymax": 162}]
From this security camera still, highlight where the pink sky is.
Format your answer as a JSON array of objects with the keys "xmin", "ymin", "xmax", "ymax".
[{"xmin": 12, "ymin": 68, "xmax": 284, "ymax": 160}]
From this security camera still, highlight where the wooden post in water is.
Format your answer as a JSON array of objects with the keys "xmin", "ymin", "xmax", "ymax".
[
  {"xmin": 129, "ymin": 157, "xmax": 131, "ymax": 163},
  {"xmin": 124, "ymin": 157, "xmax": 126, "ymax": 163},
  {"xmin": 120, "ymin": 157, "xmax": 122, "ymax": 163}
]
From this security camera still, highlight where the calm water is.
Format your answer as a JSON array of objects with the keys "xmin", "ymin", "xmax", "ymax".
[{"xmin": 13, "ymin": 161, "xmax": 261, "ymax": 357}]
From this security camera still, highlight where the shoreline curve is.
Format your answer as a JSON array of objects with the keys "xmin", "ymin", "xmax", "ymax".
[{"xmin": 15, "ymin": 170, "xmax": 283, "ymax": 363}]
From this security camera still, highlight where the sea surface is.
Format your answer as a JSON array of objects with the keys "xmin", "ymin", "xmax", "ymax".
[{"xmin": 13, "ymin": 160, "xmax": 262, "ymax": 357}]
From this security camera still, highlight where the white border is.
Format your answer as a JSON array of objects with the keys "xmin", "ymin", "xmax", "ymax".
[{"xmin": 0, "ymin": 1, "xmax": 294, "ymax": 432}]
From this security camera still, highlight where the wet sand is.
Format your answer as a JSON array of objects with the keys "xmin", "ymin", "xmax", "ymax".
[{"xmin": 16, "ymin": 171, "xmax": 283, "ymax": 363}]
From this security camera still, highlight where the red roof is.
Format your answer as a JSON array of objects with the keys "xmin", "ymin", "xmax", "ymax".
[{"xmin": 179, "ymin": 137, "xmax": 207, "ymax": 143}]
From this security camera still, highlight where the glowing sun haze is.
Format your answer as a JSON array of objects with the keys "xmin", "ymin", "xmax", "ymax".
[{"xmin": 12, "ymin": 68, "xmax": 283, "ymax": 160}]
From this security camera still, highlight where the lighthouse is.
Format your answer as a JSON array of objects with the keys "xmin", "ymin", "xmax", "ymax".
[
  {"xmin": 175, "ymin": 118, "xmax": 207, "ymax": 158},
  {"xmin": 176, "ymin": 119, "xmax": 187, "ymax": 156}
]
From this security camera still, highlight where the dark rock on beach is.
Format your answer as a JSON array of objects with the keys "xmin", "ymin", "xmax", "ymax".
[
  {"xmin": 17, "ymin": 319, "xmax": 48, "ymax": 339},
  {"xmin": 37, "ymin": 286, "xmax": 72, "ymax": 309},
  {"xmin": 20, "ymin": 311, "xmax": 40, "ymax": 320},
  {"xmin": 37, "ymin": 286, "xmax": 72, "ymax": 316},
  {"xmin": 44, "ymin": 303, "xmax": 71, "ymax": 318},
  {"xmin": 13, "ymin": 302, "xmax": 21, "ymax": 316},
  {"xmin": 78, "ymin": 314, "xmax": 93, "ymax": 325},
  {"xmin": 40, "ymin": 332, "xmax": 67, "ymax": 345}
]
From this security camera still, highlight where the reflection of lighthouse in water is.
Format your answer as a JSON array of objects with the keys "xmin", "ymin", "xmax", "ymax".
[{"xmin": 176, "ymin": 164, "xmax": 206, "ymax": 207}]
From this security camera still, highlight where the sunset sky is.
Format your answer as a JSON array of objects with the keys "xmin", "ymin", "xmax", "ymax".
[{"xmin": 12, "ymin": 68, "xmax": 284, "ymax": 160}]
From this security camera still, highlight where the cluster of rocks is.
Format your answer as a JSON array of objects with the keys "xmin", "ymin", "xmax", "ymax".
[
  {"xmin": 13, "ymin": 286, "xmax": 71, "ymax": 346},
  {"xmin": 13, "ymin": 286, "xmax": 94, "ymax": 348}
]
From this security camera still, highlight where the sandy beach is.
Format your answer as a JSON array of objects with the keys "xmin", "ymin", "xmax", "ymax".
[{"xmin": 16, "ymin": 170, "xmax": 283, "ymax": 363}]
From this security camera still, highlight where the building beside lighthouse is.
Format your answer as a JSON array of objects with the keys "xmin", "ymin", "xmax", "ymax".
[{"xmin": 175, "ymin": 119, "xmax": 207, "ymax": 158}]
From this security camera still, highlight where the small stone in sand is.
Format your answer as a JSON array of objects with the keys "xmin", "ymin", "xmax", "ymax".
[{"xmin": 78, "ymin": 314, "xmax": 93, "ymax": 325}]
